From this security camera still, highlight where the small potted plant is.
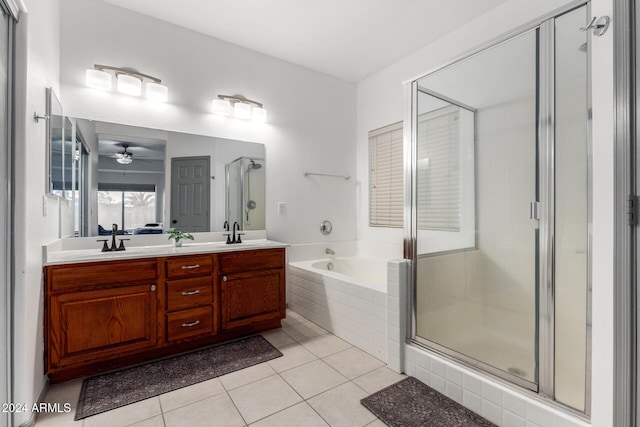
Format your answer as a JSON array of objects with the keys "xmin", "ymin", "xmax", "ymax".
[{"xmin": 167, "ymin": 228, "xmax": 194, "ymax": 247}]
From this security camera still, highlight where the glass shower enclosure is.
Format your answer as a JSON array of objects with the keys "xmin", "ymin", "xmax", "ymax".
[
  {"xmin": 406, "ymin": 4, "xmax": 590, "ymax": 413},
  {"xmin": 225, "ymin": 157, "xmax": 266, "ymax": 230}
]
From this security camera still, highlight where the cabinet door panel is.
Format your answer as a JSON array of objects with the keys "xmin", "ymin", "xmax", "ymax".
[
  {"xmin": 221, "ymin": 270, "xmax": 284, "ymax": 330},
  {"xmin": 50, "ymin": 284, "xmax": 157, "ymax": 368}
]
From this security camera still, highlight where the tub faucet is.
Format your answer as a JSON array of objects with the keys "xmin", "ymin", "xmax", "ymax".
[{"xmin": 325, "ymin": 248, "xmax": 335, "ymax": 255}]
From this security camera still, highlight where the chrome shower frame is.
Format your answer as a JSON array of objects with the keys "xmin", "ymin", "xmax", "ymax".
[
  {"xmin": 403, "ymin": 0, "xmax": 592, "ymax": 417},
  {"xmin": 224, "ymin": 156, "xmax": 264, "ymax": 229}
]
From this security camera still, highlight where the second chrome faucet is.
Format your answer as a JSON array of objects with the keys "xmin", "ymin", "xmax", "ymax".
[{"xmin": 325, "ymin": 248, "xmax": 335, "ymax": 255}]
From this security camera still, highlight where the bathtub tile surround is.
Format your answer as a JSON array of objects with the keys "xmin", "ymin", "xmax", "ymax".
[
  {"xmin": 36, "ymin": 309, "xmax": 406, "ymax": 427},
  {"xmin": 288, "ymin": 267, "xmax": 388, "ymax": 361},
  {"xmin": 287, "ymin": 241, "xmax": 399, "ymax": 363},
  {"xmin": 386, "ymin": 259, "xmax": 409, "ymax": 373},
  {"xmin": 388, "ymin": 260, "xmax": 590, "ymax": 427}
]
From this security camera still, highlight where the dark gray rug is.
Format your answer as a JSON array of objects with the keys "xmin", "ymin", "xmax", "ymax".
[
  {"xmin": 361, "ymin": 377, "xmax": 496, "ymax": 427},
  {"xmin": 75, "ymin": 335, "xmax": 282, "ymax": 420}
]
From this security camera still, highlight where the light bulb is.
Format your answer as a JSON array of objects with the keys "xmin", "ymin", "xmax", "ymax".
[
  {"xmin": 212, "ymin": 98, "xmax": 232, "ymax": 115},
  {"xmin": 117, "ymin": 74, "xmax": 142, "ymax": 96},
  {"xmin": 116, "ymin": 157, "xmax": 133, "ymax": 165},
  {"xmin": 251, "ymin": 107, "xmax": 267, "ymax": 123},
  {"xmin": 146, "ymin": 82, "xmax": 168, "ymax": 102},
  {"xmin": 233, "ymin": 102, "xmax": 251, "ymax": 120},
  {"xmin": 86, "ymin": 69, "xmax": 112, "ymax": 91}
]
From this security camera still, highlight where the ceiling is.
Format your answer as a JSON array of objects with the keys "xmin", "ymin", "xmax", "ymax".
[
  {"xmin": 99, "ymin": 0, "xmax": 508, "ymax": 82},
  {"xmin": 98, "ymin": 133, "xmax": 166, "ymax": 162}
]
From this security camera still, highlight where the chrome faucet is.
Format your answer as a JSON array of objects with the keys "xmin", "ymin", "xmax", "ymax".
[{"xmin": 325, "ymin": 248, "xmax": 335, "ymax": 255}]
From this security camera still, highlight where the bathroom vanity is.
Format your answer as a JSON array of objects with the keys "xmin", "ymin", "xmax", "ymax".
[{"xmin": 43, "ymin": 242, "xmax": 286, "ymax": 382}]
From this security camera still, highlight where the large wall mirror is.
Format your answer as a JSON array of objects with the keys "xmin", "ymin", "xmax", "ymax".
[
  {"xmin": 46, "ymin": 88, "xmax": 65, "ymax": 197},
  {"xmin": 73, "ymin": 119, "xmax": 265, "ymax": 237}
]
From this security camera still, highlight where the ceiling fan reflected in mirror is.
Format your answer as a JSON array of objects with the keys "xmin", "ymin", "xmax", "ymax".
[{"xmin": 115, "ymin": 144, "xmax": 133, "ymax": 165}]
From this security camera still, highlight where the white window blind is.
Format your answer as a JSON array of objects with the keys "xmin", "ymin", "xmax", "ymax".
[
  {"xmin": 369, "ymin": 122, "xmax": 403, "ymax": 228},
  {"xmin": 417, "ymin": 106, "xmax": 461, "ymax": 231}
]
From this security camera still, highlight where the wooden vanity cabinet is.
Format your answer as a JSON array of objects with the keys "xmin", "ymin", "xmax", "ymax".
[
  {"xmin": 45, "ymin": 247, "xmax": 286, "ymax": 382},
  {"xmin": 45, "ymin": 259, "xmax": 160, "ymax": 375},
  {"xmin": 219, "ymin": 249, "xmax": 286, "ymax": 330}
]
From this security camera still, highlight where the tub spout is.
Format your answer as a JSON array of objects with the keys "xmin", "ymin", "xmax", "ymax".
[{"xmin": 325, "ymin": 248, "xmax": 335, "ymax": 255}]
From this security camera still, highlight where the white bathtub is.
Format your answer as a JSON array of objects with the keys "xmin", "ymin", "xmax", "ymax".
[
  {"xmin": 287, "ymin": 242, "xmax": 400, "ymax": 362},
  {"xmin": 293, "ymin": 257, "xmax": 387, "ymax": 293}
]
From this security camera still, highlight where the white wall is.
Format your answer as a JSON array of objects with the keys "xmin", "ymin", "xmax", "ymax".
[
  {"xmin": 13, "ymin": 0, "xmax": 61, "ymax": 424},
  {"xmin": 59, "ymin": 0, "xmax": 357, "ymax": 245},
  {"xmin": 356, "ymin": 0, "xmax": 614, "ymax": 424}
]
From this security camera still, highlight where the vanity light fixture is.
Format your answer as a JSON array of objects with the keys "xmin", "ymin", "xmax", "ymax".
[
  {"xmin": 211, "ymin": 95, "xmax": 267, "ymax": 123},
  {"xmin": 85, "ymin": 64, "xmax": 169, "ymax": 102}
]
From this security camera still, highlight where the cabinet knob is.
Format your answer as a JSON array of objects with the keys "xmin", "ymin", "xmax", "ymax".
[
  {"xmin": 151, "ymin": 285, "xmax": 157, "ymax": 292},
  {"xmin": 222, "ymin": 276, "xmax": 227, "ymax": 282}
]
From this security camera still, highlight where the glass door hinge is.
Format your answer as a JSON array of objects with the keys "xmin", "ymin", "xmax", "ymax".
[{"xmin": 628, "ymin": 195, "xmax": 639, "ymax": 226}]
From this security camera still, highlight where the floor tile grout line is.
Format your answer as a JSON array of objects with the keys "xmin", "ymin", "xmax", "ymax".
[
  {"xmin": 225, "ymin": 389, "xmax": 249, "ymax": 427},
  {"xmin": 223, "ymin": 371, "xmax": 279, "ymax": 393},
  {"xmin": 239, "ymin": 372, "xmax": 308, "ymax": 425},
  {"xmin": 156, "ymin": 393, "xmax": 167, "ymax": 427},
  {"xmin": 276, "ymin": 363, "xmax": 350, "ymax": 403}
]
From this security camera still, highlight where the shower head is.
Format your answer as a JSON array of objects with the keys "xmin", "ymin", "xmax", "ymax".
[{"xmin": 249, "ymin": 160, "xmax": 262, "ymax": 169}]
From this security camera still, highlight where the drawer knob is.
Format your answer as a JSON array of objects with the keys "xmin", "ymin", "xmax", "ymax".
[
  {"xmin": 150, "ymin": 285, "xmax": 157, "ymax": 292},
  {"xmin": 181, "ymin": 264, "xmax": 200, "ymax": 270},
  {"xmin": 222, "ymin": 276, "xmax": 227, "ymax": 282},
  {"xmin": 181, "ymin": 289, "xmax": 201, "ymax": 296},
  {"xmin": 181, "ymin": 320, "xmax": 201, "ymax": 328}
]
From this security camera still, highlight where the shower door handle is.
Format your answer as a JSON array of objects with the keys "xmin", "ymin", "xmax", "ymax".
[{"xmin": 529, "ymin": 201, "xmax": 540, "ymax": 220}]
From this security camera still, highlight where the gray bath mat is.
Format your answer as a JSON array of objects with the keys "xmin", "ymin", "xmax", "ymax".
[
  {"xmin": 361, "ymin": 377, "xmax": 496, "ymax": 427},
  {"xmin": 75, "ymin": 335, "xmax": 282, "ymax": 420}
]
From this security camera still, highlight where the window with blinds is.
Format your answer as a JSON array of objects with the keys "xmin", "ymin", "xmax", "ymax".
[
  {"xmin": 417, "ymin": 106, "xmax": 461, "ymax": 231},
  {"xmin": 369, "ymin": 122, "xmax": 403, "ymax": 228}
]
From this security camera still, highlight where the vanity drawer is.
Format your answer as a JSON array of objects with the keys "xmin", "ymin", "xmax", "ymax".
[
  {"xmin": 48, "ymin": 259, "xmax": 158, "ymax": 292},
  {"xmin": 218, "ymin": 249, "xmax": 285, "ymax": 274},
  {"xmin": 165, "ymin": 255, "xmax": 213, "ymax": 279},
  {"xmin": 166, "ymin": 306, "xmax": 213, "ymax": 341},
  {"xmin": 166, "ymin": 277, "xmax": 213, "ymax": 312}
]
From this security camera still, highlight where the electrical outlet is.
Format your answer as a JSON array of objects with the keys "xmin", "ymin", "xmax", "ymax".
[{"xmin": 278, "ymin": 202, "xmax": 286, "ymax": 215}]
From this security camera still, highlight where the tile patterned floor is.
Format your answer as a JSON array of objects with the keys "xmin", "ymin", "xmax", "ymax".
[{"xmin": 36, "ymin": 309, "xmax": 405, "ymax": 427}]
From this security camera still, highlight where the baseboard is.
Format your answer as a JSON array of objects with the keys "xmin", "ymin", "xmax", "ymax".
[{"xmin": 17, "ymin": 380, "xmax": 49, "ymax": 427}]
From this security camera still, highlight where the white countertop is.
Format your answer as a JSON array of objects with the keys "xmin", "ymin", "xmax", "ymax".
[{"xmin": 44, "ymin": 232, "xmax": 288, "ymax": 265}]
